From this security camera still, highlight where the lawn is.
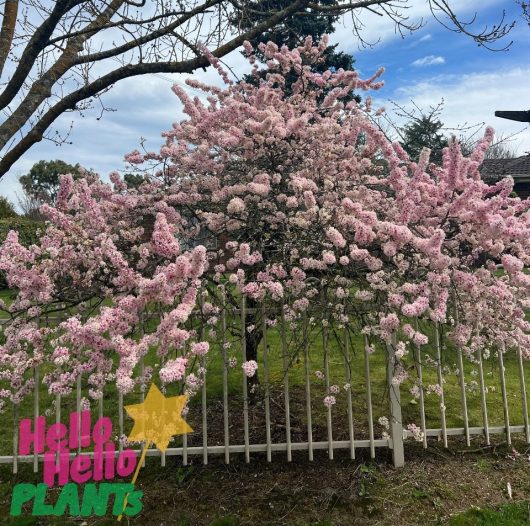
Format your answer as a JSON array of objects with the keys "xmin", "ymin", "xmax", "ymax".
[{"xmin": 0, "ymin": 292, "xmax": 529, "ymax": 461}]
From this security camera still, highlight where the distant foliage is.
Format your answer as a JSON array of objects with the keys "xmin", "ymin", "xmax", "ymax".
[
  {"xmin": 0, "ymin": 196, "xmax": 17, "ymax": 219},
  {"xmin": 19, "ymin": 159, "xmax": 82, "ymax": 204},
  {"xmin": 401, "ymin": 115, "xmax": 448, "ymax": 165}
]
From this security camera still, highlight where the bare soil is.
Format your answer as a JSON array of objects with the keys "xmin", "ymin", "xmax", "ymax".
[{"xmin": 2, "ymin": 437, "xmax": 530, "ymax": 525}]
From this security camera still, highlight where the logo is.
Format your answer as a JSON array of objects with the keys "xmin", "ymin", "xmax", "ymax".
[{"xmin": 10, "ymin": 384, "xmax": 191, "ymax": 519}]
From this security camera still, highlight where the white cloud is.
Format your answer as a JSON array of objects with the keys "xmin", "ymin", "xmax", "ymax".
[
  {"xmin": 419, "ymin": 34, "xmax": 433, "ymax": 42},
  {"xmin": 385, "ymin": 67, "xmax": 530, "ymax": 154},
  {"xmin": 412, "ymin": 55, "xmax": 446, "ymax": 67}
]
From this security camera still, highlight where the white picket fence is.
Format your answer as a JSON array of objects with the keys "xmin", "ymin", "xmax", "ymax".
[{"xmin": 1, "ymin": 295, "xmax": 530, "ymax": 472}]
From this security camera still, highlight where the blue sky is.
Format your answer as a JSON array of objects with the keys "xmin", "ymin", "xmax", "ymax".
[{"xmin": 1, "ymin": 0, "xmax": 529, "ymax": 203}]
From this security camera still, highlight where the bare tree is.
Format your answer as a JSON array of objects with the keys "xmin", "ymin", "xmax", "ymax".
[
  {"xmin": 0, "ymin": 1, "xmax": 517, "ymax": 179},
  {"xmin": 484, "ymin": 135, "xmax": 520, "ymax": 160},
  {"xmin": 16, "ymin": 188, "xmax": 42, "ymax": 220}
]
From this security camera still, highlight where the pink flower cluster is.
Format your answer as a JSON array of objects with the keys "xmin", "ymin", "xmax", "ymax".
[
  {"xmin": 0, "ymin": 173, "xmax": 209, "ymax": 406},
  {"xmin": 242, "ymin": 360, "xmax": 258, "ymax": 378}
]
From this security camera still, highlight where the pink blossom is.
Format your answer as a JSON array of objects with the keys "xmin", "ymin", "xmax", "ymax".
[
  {"xmin": 242, "ymin": 360, "xmax": 258, "ymax": 378},
  {"xmin": 323, "ymin": 395, "xmax": 336, "ymax": 408}
]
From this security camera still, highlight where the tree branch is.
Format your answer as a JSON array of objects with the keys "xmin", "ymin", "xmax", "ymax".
[
  {"xmin": 0, "ymin": 0, "xmax": 18, "ymax": 77},
  {"xmin": 47, "ymin": 8, "xmax": 196, "ymax": 46},
  {"xmin": 0, "ymin": 0, "xmax": 126, "ymax": 150},
  {"xmin": 74, "ymin": 0, "xmax": 224, "ymax": 65},
  {"xmin": 0, "ymin": 0, "xmax": 311, "ymax": 177},
  {"xmin": 0, "ymin": 0, "xmax": 84, "ymax": 111},
  {"xmin": 306, "ymin": 0, "xmax": 403, "ymax": 12}
]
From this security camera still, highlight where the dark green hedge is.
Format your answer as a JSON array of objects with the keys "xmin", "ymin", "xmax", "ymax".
[{"xmin": 0, "ymin": 218, "xmax": 43, "ymax": 289}]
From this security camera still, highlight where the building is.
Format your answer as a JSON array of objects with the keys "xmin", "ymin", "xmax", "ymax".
[{"xmin": 480, "ymin": 154, "xmax": 530, "ymax": 199}]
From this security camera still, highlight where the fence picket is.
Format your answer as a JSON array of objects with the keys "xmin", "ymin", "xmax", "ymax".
[
  {"xmin": 241, "ymin": 296, "xmax": 250, "ymax": 463},
  {"xmin": 12, "ymin": 403, "xmax": 18, "ymax": 474},
  {"xmin": 34, "ymin": 367, "xmax": 40, "ymax": 472},
  {"xmin": 342, "ymin": 325, "xmax": 355, "ymax": 459},
  {"xmin": 434, "ymin": 322, "xmax": 448, "ymax": 448},
  {"xmin": 76, "ymin": 374, "xmax": 82, "ymax": 455},
  {"xmin": 281, "ymin": 311, "xmax": 292, "ymax": 462},
  {"xmin": 517, "ymin": 346, "xmax": 530, "ymax": 443},
  {"xmin": 56, "ymin": 392, "xmax": 61, "ymax": 463},
  {"xmin": 118, "ymin": 392, "xmax": 124, "ymax": 455},
  {"xmin": 364, "ymin": 335, "xmax": 375, "ymax": 459},
  {"xmin": 139, "ymin": 316, "xmax": 146, "ymax": 468},
  {"xmin": 201, "ymin": 324, "xmax": 208, "ymax": 466},
  {"xmin": 323, "ymin": 322, "xmax": 333, "ymax": 460},
  {"xmin": 222, "ymin": 293, "xmax": 230, "ymax": 463},
  {"xmin": 388, "ymin": 334, "xmax": 404, "ymax": 468},
  {"xmin": 262, "ymin": 307, "xmax": 272, "ymax": 462},
  {"xmin": 303, "ymin": 314, "xmax": 313, "ymax": 461},
  {"xmin": 453, "ymin": 306, "xmax": 470, "ymax": 447},
  {"xmin": 498, "ymin": 347, "xmax": 511, "ymax": 445},
  {"xmin": 414, "ymin": 319, "xmax": 427, "ymax": 449},
  {"xmin": 456, "ymin": 347, "xmax": 470, "ymax": 447},
  {"xmin": 476, "ymin": 345, "xmax": 490, "ymax": 445}
]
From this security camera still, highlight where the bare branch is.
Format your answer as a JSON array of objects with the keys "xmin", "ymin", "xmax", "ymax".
[
  {"xmin": 0, "ymin": 0, "xmax": 85, "ymax": 111},
  {"xmin": 429, "ymin": 0, "xmax": 514, "ymax": 51},
  {"xmin": 74, "ymin": 0, "xmax": 223, "ymax": 66},
  {"xmin": 0, "ymin": 0, "xmax": 19, "ymax": 76},
  {"xmin": 0, "ymin": 0, "xmax": 520, "ymax": 179},
  {"xmin": 0, "ymin": 0, "xmax": 126, "ymax": 150},
  {"xmin": 0, "ymin": 0, "xmax": 311, "ymax": 176}
]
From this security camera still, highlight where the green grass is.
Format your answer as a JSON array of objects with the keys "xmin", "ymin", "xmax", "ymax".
[
  {"xmin": 1, "ymin": 289, "xmax": 530, "ymax": 460},
  {"xmin": 0, "ymin": 289, "xmax": 13, "ymax": 318},
  {"xmin": 449, "ymin": 502, "xmax": 530, "ymax": 525}
]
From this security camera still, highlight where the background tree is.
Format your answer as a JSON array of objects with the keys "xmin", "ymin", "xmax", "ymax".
[
  {"xmin": 19, "ymin": 159, "xmax": 81, "ymax": 205},
  {"xmin": 0, "ymin": 1, "xmax": 517, "ymax": 178},
  {"xmin": 400, "ymin": 114, "xmax": 448, "ymax": 165},
  {"xmin": 124, "ymin": 173, "xmax": 148, "ymax": 190},
  {"xmin": 483, "ymin": 136, "xmax": 520, "ymax": 160},
  {"xmin": 0, "ymin": 196, "xmax": 16, "ymax": 219},
  {"xmin": 238, "ymin": 0, "xmax": 356, "ymax": 98},
  {"xmin": 378, "ymin": 100, "xmax": 522, "ymax": 166}
]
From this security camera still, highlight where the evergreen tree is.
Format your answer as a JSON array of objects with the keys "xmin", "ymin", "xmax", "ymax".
[
  {"xmin": 401, "ymin": 115, "xmax": 448, "ymax": 165},
  {"xmin": 0, "ymin": 196, "xmax": 16, "ymax": 219},
  {"xmin": 236, "ymin": 0, "xmax": 357, "ymax": 100}
]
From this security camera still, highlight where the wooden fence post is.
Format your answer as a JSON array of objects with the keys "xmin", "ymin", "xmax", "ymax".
[{"xmin": 388, "ymin": 334, "xmax": 405, "ymax": 467}]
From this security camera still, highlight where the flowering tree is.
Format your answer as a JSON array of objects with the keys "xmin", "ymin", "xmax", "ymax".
[
  {"xmin": 2, "ymin": 37, "xmax": 530, "ymax": 417},
  {"xmin": 124, "ymin": 37, "xmax": 530, "ymax": 402},
  {"xmin": 0, "ymin": 171, "xmax": 209, "ymax": 411}
]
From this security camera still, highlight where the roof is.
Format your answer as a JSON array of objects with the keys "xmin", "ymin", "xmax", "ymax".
[{"xmin": 480, "ymin": 155, "xmax": 530, "ymax": 183}]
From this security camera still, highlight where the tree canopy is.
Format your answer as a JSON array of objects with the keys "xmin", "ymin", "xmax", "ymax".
[
  {"xmin": 0, "ymin": 196, "xmax": 16, "ymax": 219},
  {"xmin": 2, "ymin": 38, "xmax": 530, "ymax": 420},
  {"xmin": 19, "ymin": 159, "xmax": 82, "ymax": 205}
]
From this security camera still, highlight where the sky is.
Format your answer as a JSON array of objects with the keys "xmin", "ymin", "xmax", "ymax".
[{"xmin": 1, "ymin": 0, "xmax": 529, "ymax": 204}]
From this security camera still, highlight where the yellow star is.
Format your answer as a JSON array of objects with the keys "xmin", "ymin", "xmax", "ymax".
[{"xmin": 124, "ymin": 383, "xmax": 192, "ymax": 453}]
